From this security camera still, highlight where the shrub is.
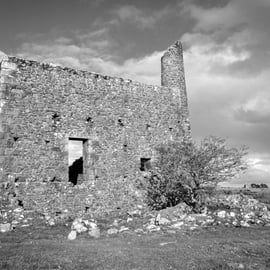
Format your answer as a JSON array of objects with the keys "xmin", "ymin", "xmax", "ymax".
[{"xmin": 141, "ymin": 136, "xmax": 248, "ymax": 211}]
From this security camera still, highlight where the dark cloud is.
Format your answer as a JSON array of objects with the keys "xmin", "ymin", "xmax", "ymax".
[{"xmin": 181, "ymin": 0, "xmax": 270, "ymax": 77}]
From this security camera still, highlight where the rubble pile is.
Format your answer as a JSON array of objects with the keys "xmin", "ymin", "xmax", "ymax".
[
  {"xmin": 1, "ymin": 180, "xmax": 270, "ymax": 237},
  {"xmin": 206, "ymin": 193, "xmax": 270, "ymax": 227},
  {"xmin": 146, "ymin": 194, "xmax": 270, "ymax": 231},
  {"xmin": 65, "ymin": 194, "xmax": 270, "ymax": 238},
  {"xmin": 68, "ymin": 218, "xmax": 101, "ymax": 240}
]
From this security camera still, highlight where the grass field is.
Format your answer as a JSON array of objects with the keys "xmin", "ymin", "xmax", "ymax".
[{"xmin": 0, "ymin": 224, "xmax": 270, "ymax": 270}]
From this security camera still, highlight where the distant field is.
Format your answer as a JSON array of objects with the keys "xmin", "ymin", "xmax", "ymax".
[
  {"xmin": 247, "ymin": 190, "xmax": 270, "ymax": 205},
  {"xmin": 0, "ymin": 224, "xmax": 270, "ymax": 270},
  {"xmin": 216, "ymin": 186, "xmax": 270, "ymax": 205}
]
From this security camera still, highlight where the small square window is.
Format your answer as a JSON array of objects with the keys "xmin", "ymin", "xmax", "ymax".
[{"xmin": 140, "ymin": 158, "xmax": 151, "ymax": 171}]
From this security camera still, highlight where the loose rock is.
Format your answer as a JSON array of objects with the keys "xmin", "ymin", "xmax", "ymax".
[
  {"xmin": 88, "ymin": 227, "xmax": 100, "ymax": 238},
  {"xmin": 72, "ymin": 219, "xmax": 87, "ymax": 233},
  {"xmin": 119, "ymin": 226, "xmax": 129, "ymax": 233},
  {"xmin": 0, "ymin": 223, "xmax": 12, "ymax": 233},
  {"xmin": 107, "ymin": 228, "xmax": 118, "ymax": 235},
  {"xmin": 146, "ymin": 224, "xmax": 160, "ymax": 232},
  {"xmin": 68, "ymin": 230, "xmax": 77, "ymax": 240}
]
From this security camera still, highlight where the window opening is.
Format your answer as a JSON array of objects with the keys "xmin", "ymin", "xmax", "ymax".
[
  {"xmin": 140, "ymin": 158, "xmax": 151, "ymax": 171},
  {"xmin": 68, "ymin": 138, "xmax": 87, "ymax": 185},
  {"xmin": 118, "ymin": 119, "xmax": 124, "ymax": 127}
]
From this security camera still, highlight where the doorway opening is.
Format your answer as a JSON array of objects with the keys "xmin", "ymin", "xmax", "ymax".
[{"xmin": 68, "ymin": 138, "xmax": 88, "ymax": 185}]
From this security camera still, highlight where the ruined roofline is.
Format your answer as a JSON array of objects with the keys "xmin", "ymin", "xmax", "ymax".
[
  {"xmin": 3, "ymin": 55, "xmax": 164, "ymax": 89},
  {"xmin": 0, "ymin": 50, "xmax": 8, "ymax": 62},
  {"xmin": 161, "ymin": 40, "xmax": 183, "ymax": 60}
]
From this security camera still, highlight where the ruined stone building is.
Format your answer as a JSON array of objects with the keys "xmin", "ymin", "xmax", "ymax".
[{"xmin": 0, "ymin": 41, "xmax": 190, "ymax": 186}]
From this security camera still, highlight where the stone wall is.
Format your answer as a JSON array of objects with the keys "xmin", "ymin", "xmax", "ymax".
[{"xmin": 0, "ymin": 41, "xmax": 190, "ymax": 189}]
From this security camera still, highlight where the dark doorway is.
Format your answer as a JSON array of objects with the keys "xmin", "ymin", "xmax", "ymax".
[{"xmin": 68, "ymin": 138, "xmax": 88, "ymax": 185}]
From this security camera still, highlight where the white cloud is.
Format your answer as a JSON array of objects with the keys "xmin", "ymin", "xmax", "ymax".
[{"xmin": 110, "ymin": 5, "xmax": 174, "ymax": 29}]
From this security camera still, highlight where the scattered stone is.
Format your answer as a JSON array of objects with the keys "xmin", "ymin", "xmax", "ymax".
[
  {"xmin": 217, "ymin": 210, "xmax": 226, "ymax": 218},
  {"xmin": 112, "ymin": 219, "xmax": 119, "ymax": 226},
  {"xmin": 127, "ymin": 217, "xmax": 133, "ymax": 223},
  {"xmin": 228, "ymin": 262, "xmax": 245, "ymax": 269},
  {"xmin": 158, "ymin": 202, "xmax": 193, "ymax": 221},
  {"xmin": 134, "ymin": 228, "xmax": 144, "ymax": 234},
  {"xmin": 206, "ymin": 218, "xmax": 215, "ymax": 224},
  {"xmin": 88, "ymin": 227, "xmax": 100, "ymax": 238},
  {"xmin": 88, "ymin": 222, "xmax": 98, "ymax": 229},
  {"xmin": 146, "ymin": 224, "xmax": 160, "ymax": 232},
  {"xmin": 72, "ymin": 219, "xmax": 87, "ymax": 233},
  {"xmin": 20, "ymin": 224, "xmax": 30, "ymax": 227},
  {"xmin": 171, "ymin": 221, "xmax": 184, "ymax": 229},
  {"xmin": 160, "ymin": 241, "xmax": 177, "ymax": 246},
  {"xmin": 128, "ymin": 209, "xmax": 141, "ymax": 216},
  {"xmin": 44, "ymin": 215, "xmax": 51, "ymax": 221},
  {"xmin": 166, "ymin": 229, "xmax": 177, "ymax": 234},
  {"xmin": 0, "ymin": 223, "xmax": 12, "ymax": 233},
  {"xmin": 190, "ymin": 225, "xmax": 198, "ymax": 230},
  {"xmin": 107, "ymin": 228, "xmax": 118, "ymax": 235},
  {"xmin": 240, "ymin": 220, "xmax": 250, "ymax": 227},
  {"xmin": 184, "ymin": 215, "xmax": 197, "ymax": 222},
  {"xmin": 155, "ymin": 214, "xmax": 171, "ymax": 225},
  {"xmin": 68, "ymin": 230, "xmax": 77, "ymax": 240},
  {"xmin": 159, "ymin": 217, "xmax": 171, "ymax": 225},
  {"xmin": 119, "ymin": 226, "xmax": 129, "ymax": 233},
  {"xmin": 11, "ymin": 220, "xmax": 19, "ymax": 225},
  {"xmin": 48, "ymin": 218, "xmax": 55, "ymax": 226},
  {"xmin": 13, "ymin": 207, "xmax": 23, "ymax": 213}
]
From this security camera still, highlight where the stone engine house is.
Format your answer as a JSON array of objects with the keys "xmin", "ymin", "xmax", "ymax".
[{"xmin": 0, "ymin": 41, "xmax": 190, "ymax": 185}]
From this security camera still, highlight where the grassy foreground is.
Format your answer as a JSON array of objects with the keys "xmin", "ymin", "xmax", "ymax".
[{"xmin": 0, "ymin": 224, "xmax": 270, "ymax": 270}]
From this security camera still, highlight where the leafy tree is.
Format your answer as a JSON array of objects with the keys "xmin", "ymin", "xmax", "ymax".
[{"xmin": 142, "ymin": 136, "xmax": 248, "ymax": 211}]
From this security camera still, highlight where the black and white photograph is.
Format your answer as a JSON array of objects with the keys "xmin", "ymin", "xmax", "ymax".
[{"xmin": 0, "ymin": 0, "xmax": 270, "ymax": 269}]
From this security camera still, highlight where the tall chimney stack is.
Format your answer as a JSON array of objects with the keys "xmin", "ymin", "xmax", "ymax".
[{"xmin": 161, "ymin": 41, "xmax": 190, "ymax": 138}]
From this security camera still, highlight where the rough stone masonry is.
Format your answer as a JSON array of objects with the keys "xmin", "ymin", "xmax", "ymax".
[{"xmin": 0, "ymin": 41, "xmax": 190, "ymax": 187}]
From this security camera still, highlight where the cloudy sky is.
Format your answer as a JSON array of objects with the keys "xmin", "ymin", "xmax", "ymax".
[{"xmin": 1, "ymin": 0, "xmax": 270, "ymax": 187}]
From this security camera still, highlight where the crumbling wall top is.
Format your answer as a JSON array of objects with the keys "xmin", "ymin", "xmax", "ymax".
[
  {"xmin": 0, "ymin": 50, "xmax": 8, "ymax": 63},
  {"xmin": 6, "ymin": 56, "xmax": 161, "ymax": 88}
]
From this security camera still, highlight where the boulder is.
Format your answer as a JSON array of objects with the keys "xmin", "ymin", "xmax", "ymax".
[
  {"xmin": 156, "ymin": 214, "xmax": 171, "ymax": 225},
  {"xmin": 71, "ymin": 219, "xmax": 87, "ymax": 233},
  {"xmin": 146, "ymin": 224, "xmax": 160, "ymax": 232},
  {"xmin": 107, "ymin": 228, "xmax": 118, "ymax": 235},
  {"xmin": 119, "ymin": 226, "xmax": 129, "ymax": 233},
  {"xmin": 88, "ymin": 222, "xmax": 98, "ymax": 229},
  {"xmin": 68, "ymin": 230, "xmax": 77, "ymax": 240},
  {"xmin": 158, "ymin": 202, "xmax": 193, "ymax": 220},
  {"xmin": 88, "ymin": 227, "xmax": 100, "ymax": 238},
  {"xmin": 48, "ymin": 218, "xmax": 55, "ymax": 226},
  {"xmin": 0, "ymin": 223, "xmax": 12, "ymax": 233},
  {"xmin": 171, "ymin": 221, "xmax": 184, "ymax": 229},
  {"xmin": 217, "ymin": 210, "xmax": 226, "ymax": 218}
]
